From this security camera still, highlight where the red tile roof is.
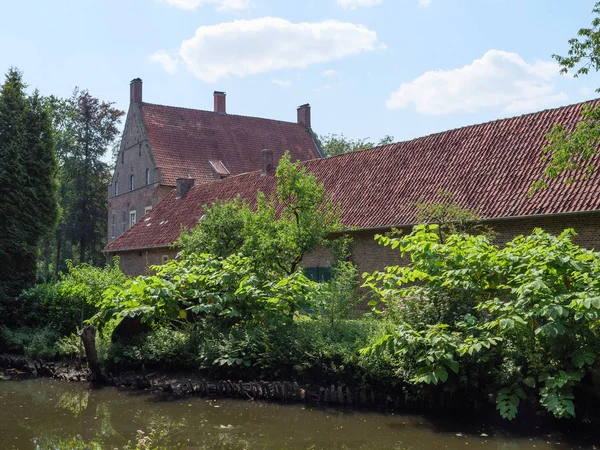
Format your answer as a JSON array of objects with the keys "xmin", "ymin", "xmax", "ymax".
[
  {"xmin": 106, "ymin": 100, "xmax": 600, "ymax": 252},
  {"xmin": 140, "ymin": 103, "xmax": 321, "ymax": 186}
]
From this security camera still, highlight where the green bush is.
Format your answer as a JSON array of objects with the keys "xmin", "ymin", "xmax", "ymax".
[
  {"xmin": 102, "ymin": 317, "xmax": 382, "ymax": 383},
  {"xmin": 0, "ymin": 258, "xmax": 126, "ymax": 340},
  {"xmin": 0, "ymin": 326, "xmax": 60, "ymax": 359},
  {"xmin": 363, "ymin": 225, "xmax": 600, "ymax": 420},
  {"xmin": 95, "ymin": 253, "xmax": 318, "ymax": 333}
]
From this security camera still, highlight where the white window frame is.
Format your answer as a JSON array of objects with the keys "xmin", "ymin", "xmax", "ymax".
[
  {"xmin": 144, "ymin": 206, "xmax": 152, "ymax": 216},
  {"xmin": 130, "ymin": 210, "xmax": 137, "ymax": 227}
]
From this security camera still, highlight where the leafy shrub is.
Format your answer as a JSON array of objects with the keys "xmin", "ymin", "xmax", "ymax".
[
  {"xmin": 94, "ymin": 253, "xmax": 318, "ymax": 332},
  {"xmin": 0, "ymin": 326, "xmax": 60, "ymax": 359},
  {"xmin": 363, "ymin": 225, "xmax": 600, "ymax": 420},
  {"xmin": 314, "ymin": 261, "xmax": 359, "ymax": 325},
  {"xmin": 0, "ymin": 258, "xmax": 126, "ymax": 339},
  {"xmin": 56, "ymin": 333, "xmax": 81, "ymax": 359},
  {"xmin": 12, "ymin": 283, "xmax": 91, "ymax": 336}
]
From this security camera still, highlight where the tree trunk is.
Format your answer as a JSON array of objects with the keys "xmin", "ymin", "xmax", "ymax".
[{"xmin": 80, "ymin": 324, "xmax": 103, "ymax": 384}]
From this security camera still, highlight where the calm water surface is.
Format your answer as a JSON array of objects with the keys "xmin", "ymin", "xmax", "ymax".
[{"xmin": 0, "ymin": 378, "xmax": 594, "ymax": 449}]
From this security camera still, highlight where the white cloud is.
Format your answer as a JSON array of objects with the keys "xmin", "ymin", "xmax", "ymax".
[
  {"xmin": 164, "ymin": 0, "xmax": 251, "ymax": 11},
  {"xmin": 580, "ymin": 86, "xmax": 594, "ymax": 97},
  {"xmin": 271, "ymin": 79, "xmax": 292, "ymax": 87},
  {"xmin": 387, "ymin": 50, "xmax": 566, "ymax": 115},
  {"xmin": 322, "ymin": 69, "xmax": 338, "ymax": 77},
  {"xmin": 337, "ymin": 0, "xmax": 382, "ymax": 10},
  {"xmin": 418, "ymin": 0, "xmax": 431, "ymax": 7},
  {"xmin": 151, "ymin": 18, "xmax": 383, "ymax": 82},
  {"xmin": 147, "ymin": 50, "xmax": 179, "ymax": 74}
]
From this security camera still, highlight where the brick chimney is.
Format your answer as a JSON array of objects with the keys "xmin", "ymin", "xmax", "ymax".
[
  {"xmin": 297, "ymin": 103, "xmax": 311, "ymax": 128},
  {"xmin": 130, "ymin": 78, "xmax": 143, "ymax": 104},
  {"xmin": 214, "ymin": 91, "xmax": 226, "ymax": 114},
  {"xmin": 176, "ymin": 178, "xmax": 195, "ymax": 197},
  {"xmin": 262, "ymin": 149, "xmax": 273, "ymax": 175}
]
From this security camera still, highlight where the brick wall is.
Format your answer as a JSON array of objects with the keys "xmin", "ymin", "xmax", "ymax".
[
  {"xmin": 302, "ymin": 212, "xmax": 600, "ymax": 278},
  {"xmin": 112, "ymin": 212, "xmax": 600, "ymax": 277},
  {"xmin": 112, "ymin": 248, "xmax": 179, "ymax": 277}
]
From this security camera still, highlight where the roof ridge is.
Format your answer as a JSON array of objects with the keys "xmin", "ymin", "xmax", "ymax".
[{"xmin": 140, "ymin": 101, "xmax": 306, "ymax": 128}]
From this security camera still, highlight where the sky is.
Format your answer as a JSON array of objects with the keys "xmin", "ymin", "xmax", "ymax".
[{"xmin": 2, "ymin": 0, "xmax": 600, "ymax": 150}]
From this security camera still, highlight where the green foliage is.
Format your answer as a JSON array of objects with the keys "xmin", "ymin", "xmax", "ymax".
[
  {"xmin": 314, "ymin": 260, "xmax": 359, "ymax": 325},
  {"xmin": 0, "ymin": 258, "xmax": 125, "ymax": 341},
  {"xmin": 59, "ymin": 89, "xmax": 124, "ymax": 265},
  {"xmin": 56, "ymin": 333, "xmax": 81, "ymax": 359},
  {"xmin": 178, "ymin": 152, "xmax": 342, "ymax": 276},
  {"xmin": 0, "ymin": 68, "xmax": 58, "ymax": 295},
  {"xmin": 60, "ymin": 258, "xmax": 127, "ymax": 306},
  {"xmin": 94, "ymin": 253, "xmax": 318, "ymax": 332},
  {"xmin": 318, "ymin": 133, "xmax": 394, "ymax": 156},
  {"xmin": 414, "ymin": 189, "xmax": 495, "ymax": 242},
  {"xmin": 0, "ymin": 326, "xmax": 60, "ymax": 359},
  {"xmin": 177, "ymin": 198, "xmax": 247, "ymax": 258},
  {"xmin": 103, "ymin": 317, "xmax": 379, "ymax": 381},
  {"xmin": 362, "ymin": 225, "xmax": 600, "ymax": 420},
  {"xmin": 532, "ymin": 2, "xmax": 600, "ymax": 191}
]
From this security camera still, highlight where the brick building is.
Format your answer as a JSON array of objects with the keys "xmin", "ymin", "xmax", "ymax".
[
  {"xmin": 105, "ymin": 99, "xmax": 600, "ymax": 277},
  {"xmin": 107, "ymin": 78, "xmax": 322, "ymax": 245}
]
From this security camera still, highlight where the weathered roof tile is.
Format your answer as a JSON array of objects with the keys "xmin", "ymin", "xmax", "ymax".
[{"xmin": 140, "ymin": 103, "xmax": 321, "ymax": 185}]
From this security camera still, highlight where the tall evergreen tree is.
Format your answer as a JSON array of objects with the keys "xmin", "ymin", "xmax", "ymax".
[{"xmin": 0, "ymin": 68, "xmax": 58, "ymax": 295}]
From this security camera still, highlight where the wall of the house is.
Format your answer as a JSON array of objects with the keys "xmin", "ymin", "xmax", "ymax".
[
  {"xmin": 107, "ymin": 104, "xmax": 172, "ymax": 243},
  {"xmin": 109, "ymin": 248, "xmax": 180, "ymax": 277},
  {"xmin": 111, "ymin": 212, "xmax": 600, "ymax": 278},
  {"xmin": 303, "ymin": 212, "xmax": 600, "ymax": 279}
]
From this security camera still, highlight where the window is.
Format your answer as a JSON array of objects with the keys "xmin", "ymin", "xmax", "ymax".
[
  {"xmin": 130, "ymin": 174, "xmax": 134, "ymax": 191},
  {"xmin": 115, "ymin": 180, "xmax": 119, "ymax": 196},
  {"xmin": 111, "ymin": 213, "xmax": 116, "ymax": 238},
  {"xmin": 162, "ymin": 255, "xmax": 170, "ymax": 264},
  {"xmin": 130, "ymin": 210, "xmax": 137, "ymax": 227},
  {"xmin": 138, "ymin": 143, "xmax": 142, "ymax": 157},
  {"xmin": 146, "ymin": 168, "xmax": 150, "ymax": 185},
  {"xmin": 121, "ymin": 152, "xmax": 124, "ymax": 164},
  {"xmin": 122, "ymin": 211, "xmax": 126, "ymax": 233},
  {"xmin": 303, "ymin": 266, "xmax": 333, "ymax": 282},
  {"xmin": 144, "ymin": 206, "xmax": 152, "ymax": 216}
]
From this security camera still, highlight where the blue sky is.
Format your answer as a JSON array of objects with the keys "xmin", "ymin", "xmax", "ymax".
[{"xmin": 2, "ymin": 0, "xmax": 600, "ymax": 149}]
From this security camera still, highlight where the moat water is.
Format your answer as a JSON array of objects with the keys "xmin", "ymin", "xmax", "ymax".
[{"xmin": 0, "ymin": 378, "xmax": 595, "ymax": 449}]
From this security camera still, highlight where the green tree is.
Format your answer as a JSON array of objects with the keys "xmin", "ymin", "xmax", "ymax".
[
  {"xmin": 318, "ymin": 134, "xmax": 394, "ymax": 157},
  {"xmin": 0, "ymin": 68, "xmax": 58, "ymax": 295},
  {"xmin": 178, "ymin": 152, "xmax": 343, "ymax": 276},
  {"xmin": 52, "ymin": 90, "xmax": 123, "ymax": 267},
  {"xmin": 533, "ymin": 2, "xmax": 600, "ymax": 191},
  {"xmin": 414, "ymin": 189, "xmax": 495, "ymax": 243}
]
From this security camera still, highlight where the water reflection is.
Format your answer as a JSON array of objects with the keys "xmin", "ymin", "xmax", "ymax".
[{"xmin": 0, "ymin": 378, "xmax": 593, "ymax": 449}]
